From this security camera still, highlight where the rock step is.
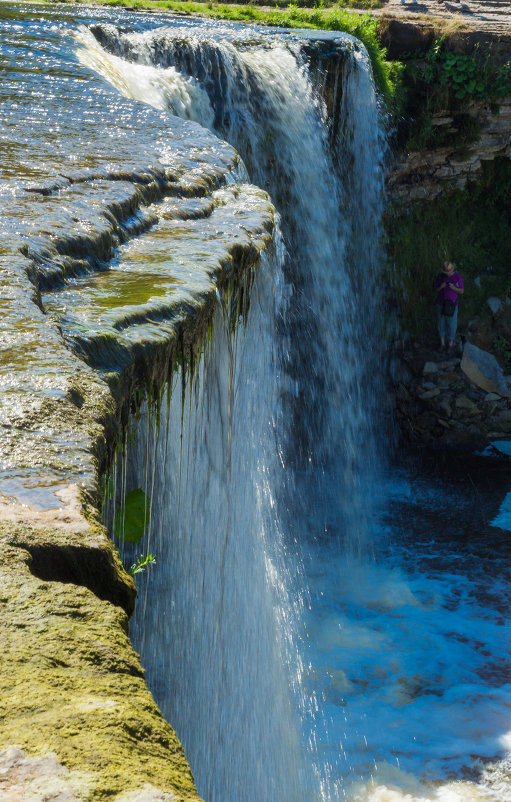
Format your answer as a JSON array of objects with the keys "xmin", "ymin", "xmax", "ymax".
[{"xmin": 42, "ymin": 184, "xmax": 274, "ymax": 376}]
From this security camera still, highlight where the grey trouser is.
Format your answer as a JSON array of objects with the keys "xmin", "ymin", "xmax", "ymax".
[{"xmin": 437, "ymin": 305, "xmax": 458, "ymax": 341}]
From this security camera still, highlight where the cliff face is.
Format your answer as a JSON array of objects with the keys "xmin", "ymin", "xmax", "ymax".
[
  {"xmin": 379, "ymin": 5, "xmax": 511, "ymax": 449},
  {"xmin": 389, "ymin": 97, "xmax": 511, "ymax": 200}
]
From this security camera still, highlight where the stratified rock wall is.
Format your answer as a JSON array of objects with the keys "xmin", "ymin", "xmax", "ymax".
[{"xmin": 389, "ymin": 97, "xmax": 511, "ymax": 201}]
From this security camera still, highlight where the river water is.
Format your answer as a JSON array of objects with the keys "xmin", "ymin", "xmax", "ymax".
[{"xmin": 2, "ymin": 5, "xmax": 511, "ymax": 802}]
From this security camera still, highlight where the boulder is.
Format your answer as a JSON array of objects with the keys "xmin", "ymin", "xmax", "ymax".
[
  {"xmin": 418, "ymin": 388, "xmax": 440, "ymax": 400},
  {"xmin": 487, "ymin": 296, "xmax": 502, "ymax": 315},
  {"xmin": 461, "ymin": 342, "xmax": 510, "ymax": 397}
]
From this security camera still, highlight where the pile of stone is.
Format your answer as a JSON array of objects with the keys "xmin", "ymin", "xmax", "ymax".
[{"xmin": 393, "ymin": 341, "xmax": 511, "ymax": 447}]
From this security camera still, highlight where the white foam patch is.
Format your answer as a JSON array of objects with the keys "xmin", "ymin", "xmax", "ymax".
[
  {"xmin": 490, "ymin": 490, "xmax": 511, "ymax": 531},
  {"xmin": 75, "ymin": 27, "xmax": 214, "ymax": 127},
  {"xmin": 299, "ymin": 471, "xmax": 511, "ymax": 802}
]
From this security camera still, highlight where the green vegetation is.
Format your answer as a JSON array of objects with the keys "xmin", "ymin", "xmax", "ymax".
[
  {"xmin": 130, "ymin": 552, "xmax": 157, "ymax": 574},
  {"xmin": 396, "ymin": 39, "xmax": 511, "ymax": 151},
  {"xmin": 493, "ymin": 336, "xmax": 511, "ymax": 370},
  {"xmin": 385, "ymin": 159, "xmax": 511, "ymax": 342},
  {"xmin": 114, "ymin": 487, "xmax": 151, "ymax": 543}
]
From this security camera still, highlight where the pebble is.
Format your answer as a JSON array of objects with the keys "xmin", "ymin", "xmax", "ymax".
[
  {"xmin": 418, "ymin": 388, "xmax": 440, "ymax": 400},
  {"xmin": 455, "ymin": 395, "xmax": 479, "ymax": 415},
  {"xmin": 423, "ymin": 362, "xmax": 438, "ymax": 375}
]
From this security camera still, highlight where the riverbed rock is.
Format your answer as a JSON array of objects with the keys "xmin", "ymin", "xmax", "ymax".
[
  {"xmin": 436, "ymin": 398, "xmax": 452, "ymax": 418},
  {"xmin": 461, "ymin": 342, "xmax": 510, "ymax": 397},
  {"xmin": 423, "ymin": 361, "xmax": 438, "ymax": 375},
  {"xmin": 487, "ymin": 296, "xmax": 502, "ymax": 315},
  {"xmin": 455, "ymin": 395, "xmax": 480, "ymax": 415},
  {"xmin": 418, "ymin": 388, "xmax": 441, "ymax": 399}
]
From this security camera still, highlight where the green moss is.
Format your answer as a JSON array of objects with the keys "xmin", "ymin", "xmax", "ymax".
[
  {"xmin": 385, "ymin": 158, "xmax": 511, "ymax": 341},
  {"xmin": 391, "ymin": 39, "xmax": 511, "ymax": 152},
  {"xmin": 0, "ymin": 546, "xmax": 202, "ymax": 800}
]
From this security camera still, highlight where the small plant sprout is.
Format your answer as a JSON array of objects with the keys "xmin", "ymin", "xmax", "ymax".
[{"xmin": 129, "ymin": 554, "xmax": 157, "ymax": 576}]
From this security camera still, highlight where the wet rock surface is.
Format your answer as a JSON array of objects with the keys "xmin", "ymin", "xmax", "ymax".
[
  {"xmin": 392, "ymin": 341, "xmax": 511, "ymax": 448},
  {"xmin": 0, "ymin": 6, "xmax": 274, "ymax": 798}
]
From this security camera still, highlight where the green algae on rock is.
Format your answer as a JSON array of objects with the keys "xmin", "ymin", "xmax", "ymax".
[
  {"xmin": 0, "ymin": 8, "xmax": 276, "ymax": 799},
  {"xmin": 0, "ymin": 545, "xmax": 202, "ymax": 801}
]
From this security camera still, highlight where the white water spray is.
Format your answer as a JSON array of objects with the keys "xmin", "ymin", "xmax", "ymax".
[
  {"xmin": 116, "ymin": 239, "xmax": 321, "ymax": 802},
  {"xmin": 86, "ymin": 20, "xmax": 389, "ymax": 802},
  {"xmin": 82, "ymin": 23, "xmax": 387, "ymax": 548}
]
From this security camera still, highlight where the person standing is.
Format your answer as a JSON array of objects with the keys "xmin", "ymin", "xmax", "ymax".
[{"xmin": 434, "ymin": 261, "xmax": 464, "ymax": 354}]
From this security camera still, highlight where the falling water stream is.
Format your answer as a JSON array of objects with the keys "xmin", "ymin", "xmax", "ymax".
[
  {"xmin": 80, "ymin": 20, "xmax": 511, "ymax": 802},
  {"xmin": 2, "ymin": 7, "xmax": 511, "ymax": 802}
]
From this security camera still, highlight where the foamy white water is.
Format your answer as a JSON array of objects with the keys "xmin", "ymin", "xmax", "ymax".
[
  {"xmin": 300, "ymin": 473, "xmax": 511, "ymax": 802},
  {"xmin": 76, "ymin": 26, "xmax": 214, "ymax": 126}
]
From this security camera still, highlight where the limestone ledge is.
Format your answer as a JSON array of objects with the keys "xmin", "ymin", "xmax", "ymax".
[
  {"xmin": 388, "ymin": 96, "xmax": 511, "ymax": 201},
  {"xmin": 1, "ymin": 85, "xmax": 274, "ymax": 801},
  {"xmin": 0, "ymin": 545, "xmax": 199, "ymax": 801}
]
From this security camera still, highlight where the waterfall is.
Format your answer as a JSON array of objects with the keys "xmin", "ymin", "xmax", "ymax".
[
  {"xmin": 86, "ymin": 22, "xmax": 387, "ymax": 802},
  {"xmin": 114, "ymin": 240, "xmax": 314, "ymax": 802},
  {"xmin": 80, "ymin": 22, "xmax": 387, "ymax": 549}
]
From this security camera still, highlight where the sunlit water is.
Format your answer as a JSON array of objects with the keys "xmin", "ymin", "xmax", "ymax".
[{"xmin": 2, "ymin": 6, "xmax": 511, "ymax": 802}]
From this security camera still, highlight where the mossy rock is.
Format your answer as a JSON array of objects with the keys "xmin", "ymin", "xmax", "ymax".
[{"xmin": 0, "ymin": 545, "xmax": 203, "ymax": 801}]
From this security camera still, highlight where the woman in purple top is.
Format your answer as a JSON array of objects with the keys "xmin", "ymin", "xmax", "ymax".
[{"xmin": 434, "ymin": 261, "xmax": 464, "ymax": 354}]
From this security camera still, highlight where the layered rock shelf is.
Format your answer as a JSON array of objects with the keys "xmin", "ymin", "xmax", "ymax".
[
  {"xmin": 0, "ymin": 10, "xmax": 274, "ymax": 798},
  {"xmin": 388, "ymin": 97, "xmax": 511, "ymax": 201}
]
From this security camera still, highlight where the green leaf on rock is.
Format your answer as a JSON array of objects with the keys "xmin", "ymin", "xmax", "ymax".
[{"xmin": 115, "ymin": 488, "xmax": 150, "ymax": 543}]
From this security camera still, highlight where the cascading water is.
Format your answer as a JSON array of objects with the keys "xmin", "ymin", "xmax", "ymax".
[
  {"xmin": 79, "ymin": 19, "xmax": 511, "ymax": 802},
  {"xmin": 112, "ymin": 241, "xmax": 317, "ymax": 802},
  {"xmin": 79, "ymin": 21, "xmax": 387, "ymax": 549},
  {"xmin": 87, "ymin": 22, "xmax": 388, "ymax": 801}
]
